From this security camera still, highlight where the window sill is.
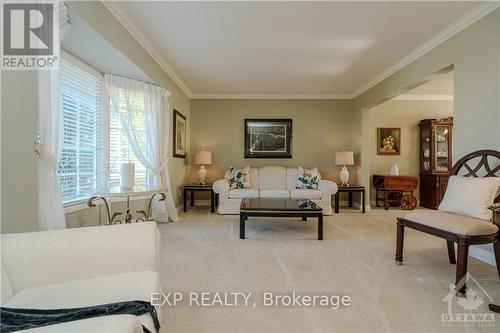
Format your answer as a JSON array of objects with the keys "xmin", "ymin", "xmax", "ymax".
[{"xmin": 64, "ymin": 195, "xmax": 152, "ymax": 214}]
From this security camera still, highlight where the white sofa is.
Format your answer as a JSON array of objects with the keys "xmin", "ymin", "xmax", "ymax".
[
  {"xmin": 1, "ymin": 222, "xmax": 161, "ymax": 333},
  {"xmin": 213, "ymin": 166, "xmax": 338, "ymax": 215}
]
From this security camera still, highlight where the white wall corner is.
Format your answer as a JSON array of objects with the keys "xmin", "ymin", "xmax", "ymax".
[
  {"xmin": 351, "ymin": 1, "xmax": 500, "ymax": 98},
  {"xmin": 469, "ymin": 245, "xmax": 497, "ymax": 267}
]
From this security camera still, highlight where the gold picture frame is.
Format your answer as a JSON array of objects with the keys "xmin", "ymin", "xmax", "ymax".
[{"xmin": 377, "ymin": 128, "xmax": 401, "ymax": 155}]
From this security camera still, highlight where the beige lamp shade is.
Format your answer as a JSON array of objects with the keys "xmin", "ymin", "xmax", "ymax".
[
  {"xmin": 335, "ymin": 151, "xmax": 354, "ymax": 165},
  {"xmin": 195, "ymin": 150, "xmax": 212, "ymax": 165}
]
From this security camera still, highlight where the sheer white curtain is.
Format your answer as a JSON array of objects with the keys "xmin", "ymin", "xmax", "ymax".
[
  {"xmin": 105, "ymin": 74, "xmax": 179, "ymax": 222},
  {"xmin": 37, "ymin": 1, "xmax": 70, "ymax": 230}
]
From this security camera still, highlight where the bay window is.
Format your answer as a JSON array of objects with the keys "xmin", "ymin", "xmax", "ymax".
[{"xmin": 58, "ymin": 53, "xmax": 149, "ymax": 205}]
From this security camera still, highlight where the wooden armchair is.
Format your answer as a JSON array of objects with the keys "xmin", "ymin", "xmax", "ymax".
[{"xmin": 395, "ymin": 150, "xmax": 500, "ymax": 296}]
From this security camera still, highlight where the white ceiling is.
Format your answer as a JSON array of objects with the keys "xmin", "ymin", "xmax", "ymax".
[
  {"xmin": 63, "ymin": 10, "xmax": 151, "ymax": 83},
  {"xmin": 104, "ymin": 1, "xmax": 496, "ymax": 99}
]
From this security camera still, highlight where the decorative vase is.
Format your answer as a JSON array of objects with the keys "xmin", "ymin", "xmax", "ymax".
[
  {"xmin": 340, "ymin": 166, "xmax": 349, "ymax": 186},
  {"xmin": 198, "ymin": 165, "xmax": 207, "ymax": 185},
  {"xmin": 390, "ymin": 163, "xmax": 399, "ymax": 176},
  {"xmin": 120, "ymin": 163, "xmax": 135, "ymax": 189}
]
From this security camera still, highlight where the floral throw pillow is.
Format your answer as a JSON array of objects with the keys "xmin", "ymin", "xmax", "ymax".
[
  {"xmin": 296, "ymin": 167, "xmax": 319, "ymax": 190},
  {"xmin": 229, "ymin": 166, "xmax": 251, "ymax": 189}
]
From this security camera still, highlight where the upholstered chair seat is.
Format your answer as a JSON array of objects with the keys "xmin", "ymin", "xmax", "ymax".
[{"xmin": 404, "ymin": 210, "xmax": 499, "ymax": 236}]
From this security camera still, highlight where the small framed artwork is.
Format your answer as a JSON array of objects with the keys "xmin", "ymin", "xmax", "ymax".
[
  {"xmin": 377, "ymin": 128, "xmax": 401, "ymax": 155},
  {"xmin": 244, "ymin": 119, "xmax": 292, "ymax": 158},
  {"xmin": 173, "ymin": 109, "xmax": 186, "ymax": 158}
]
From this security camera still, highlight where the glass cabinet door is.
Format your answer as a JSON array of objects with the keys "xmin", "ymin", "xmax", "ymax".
[
  {"xmin": 434, "ymin": 125, "xmax": 450, "ymax": 172},
  {"xmin": 421, "ymin": 125, "xmax": 431, "ymax": 172}
]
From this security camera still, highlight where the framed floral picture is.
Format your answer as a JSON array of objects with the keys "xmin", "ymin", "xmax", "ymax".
[
  {"xmin": 377, "ymin": 128, "xmax": 400, "ymax": 155},
  {"xmin": 173, "ymin": 109, "xmax": 186, "ymax": 158}
]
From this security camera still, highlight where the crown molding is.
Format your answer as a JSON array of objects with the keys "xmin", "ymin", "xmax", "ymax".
[
  {"xmin": 392, "ymin": 94, "xmax": 454, "ymax": 101},
  {"xmin": 102, "ymin": 1, "xmax": 193, "ymax": 98},
  {"xmin": 191, "ymin": 94, "xmax": 353, "ymax": 100},
  {"xmin": 103, "ymin": 1, "xmax": 498, "ymax": 101},
  {"xmin": 351, "ymin": 1, "xmax": 500, "ymax": 99}
]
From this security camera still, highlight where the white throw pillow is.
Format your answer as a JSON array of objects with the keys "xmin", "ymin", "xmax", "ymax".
[
  {"xmin": 228, "ymin": 166, "xmax": 251, "ymax": 189},
  {"xmin": 438, "ymin": 176, "xmax": 500, "ymax": 221},
  {"xmin": 296, "ymin": 167, "xmax": 319, "ymax": 190}
]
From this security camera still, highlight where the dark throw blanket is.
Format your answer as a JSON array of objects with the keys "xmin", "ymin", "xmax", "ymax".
[{"xmin": 0, "ymin": 300, "xmax": 160, "ymax": 333}]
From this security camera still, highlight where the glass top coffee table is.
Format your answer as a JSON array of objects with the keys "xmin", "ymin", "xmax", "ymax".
[{"xmin": 239, "ymin": 198, "xmax": 324, "ymax": 240}]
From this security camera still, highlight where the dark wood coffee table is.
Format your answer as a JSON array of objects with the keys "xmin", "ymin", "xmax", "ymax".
[{"xmin": 239, "ymin": 198, "xmax": 323, "ymax": 240}]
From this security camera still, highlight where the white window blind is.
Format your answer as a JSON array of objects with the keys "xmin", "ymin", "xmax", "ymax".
[
  {"xmin": 58, "ymin": 57, "xmax": 102, "ymax": 203},
  {"xmin": 109, "ymin": 89, "xmax": 148, "ymax": 188}
]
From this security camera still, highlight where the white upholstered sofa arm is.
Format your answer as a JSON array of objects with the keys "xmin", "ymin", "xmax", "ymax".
[
  {"xmin": 319, "ymin": 179, "xmax": 338, "ymax": 198},
  {"xmin": 1, "ymin": 222, "xmax": 160, "ymax": 293},
  {"xmin": 213, "ymin": 179, "xmax": 230, "ymax": 199}
]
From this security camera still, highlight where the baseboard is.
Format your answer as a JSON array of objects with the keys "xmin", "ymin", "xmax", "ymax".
[
  {"xmin": 187, "ymin": 200, "xmax": 370, "ymax": 211},
  {"xmin": 187, "ymin": 199, "xmax": 211, "ymax": 206},
  {"xmin": 452, "ymin": 243, "xmax": 496, "ymax": 266},
  {"xmin": 469, "ymin": 245, "xmax": 497, "ymax": 266},
  {"xmin": 337, "ymin": 200, "xmax": 370, "ymax": 211},
  {"xmin": 176, "ymin": 200, "xmax": 211, "ymax": 215}
]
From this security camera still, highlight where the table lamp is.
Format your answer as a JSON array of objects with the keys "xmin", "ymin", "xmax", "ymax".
[
  {"xmin": 194, "ymin": 150, "xmax": 212, "ymax": 185},
  {"xmin": 335, "ymin": 151, "xmax": 354, "ymax": 186}
]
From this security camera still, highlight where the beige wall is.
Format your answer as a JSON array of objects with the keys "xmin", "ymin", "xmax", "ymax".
[
  {"xmin": 368, "ymin": 100, "xmax": 453, "ymax": 203},
  {"xmin": 190, "ymin": 99, "xmax": 355, "ymax": 188},
  {"xmin": 352, "ymin": 8, "xmax": 500, "ymax": 207}
]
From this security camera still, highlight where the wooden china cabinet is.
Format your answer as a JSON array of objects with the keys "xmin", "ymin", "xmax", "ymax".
[{"xmin": 419, "ymin": 118, "xmax": 453, "ymax": 209}]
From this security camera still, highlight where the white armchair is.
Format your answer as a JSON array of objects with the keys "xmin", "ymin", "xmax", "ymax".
[{"xmin": 1, "ymin": 222, "xmax": 161, "ymax": 332}]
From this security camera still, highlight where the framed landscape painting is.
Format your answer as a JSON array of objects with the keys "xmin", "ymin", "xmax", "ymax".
[
  {"xmin": 173, "ymin": 110, "xmax": 186, "ymax": 158},
  {"xmin": 377, "ymin": 127, "xmax": 401, "ymax": 155},
  {"xmin": 244, "ymin": 119, "xmax": 292, "ymax": 158}
]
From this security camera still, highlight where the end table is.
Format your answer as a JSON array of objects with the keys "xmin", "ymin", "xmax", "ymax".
[
  {"xmin": 183, "ymin": 184, "xmax": 216, "ymax": 212},
  {"xmin": 334, "ymin": 185, "xmax": 366, "ymax": 213}
]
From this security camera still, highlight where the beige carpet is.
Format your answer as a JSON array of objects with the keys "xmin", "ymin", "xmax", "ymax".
[{"xmin": 158, "ymin": 208, "xmax": 499, "ymax": 333}]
